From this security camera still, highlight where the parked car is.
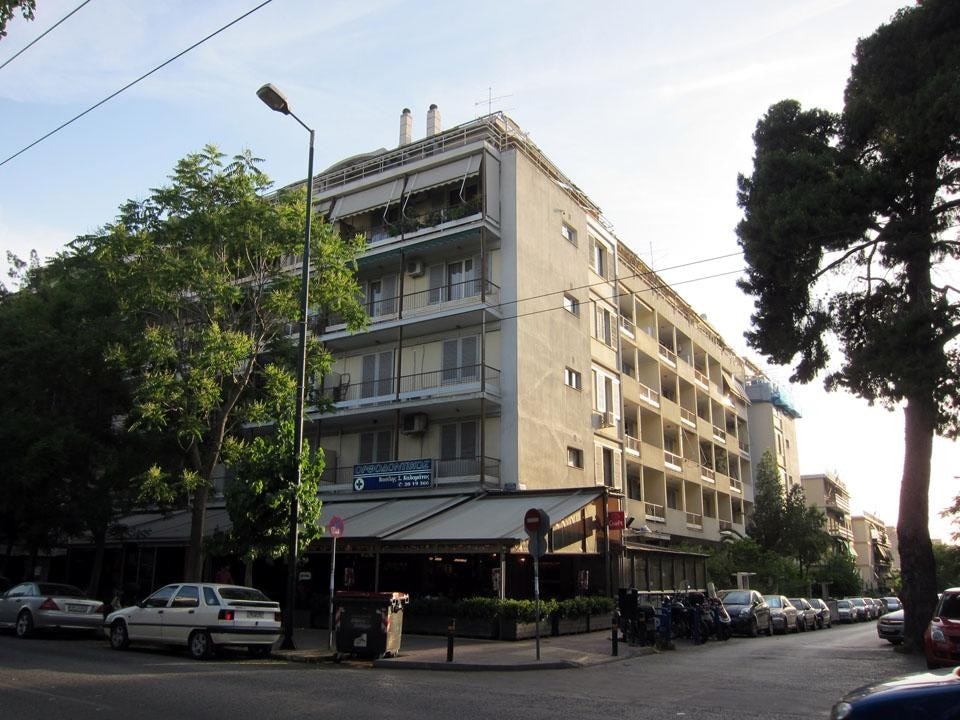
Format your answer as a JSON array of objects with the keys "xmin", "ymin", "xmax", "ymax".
[
  {"xmin": 836, "ymin": 599, "xmax": 855, "ymax": 623},
  {"xmin": 924, "ymin": 587, "xmax": 960, "ymax": 669},
  {"xmin": 718, "ymin": 589, "xmax": 772, "ymax": 637},
  {"xmin": 0, "ymin": 581, "xmax": 104, "ymax": 637},
  {"xmin": 863, "ymin": 598, "xmax": 881, "ymax": 619},
  {"xmin": 789, "ymin": 597, "xmax": 819, "ymax": 631},
  {"xmin": 103, "ymin": 583, "xmax": 281, "ymax": 660},
  {"xmin": 879, "ymin": 596, "xmax": 902, "ymax": 613},
  {"xmin": 830, "ymin": 667, "xmax": 960, "ymax": 719},
  {"xmin": 811, "ymin": 598, "xmax": 832, "ymax": 628},
  {"xmin": 763, "ymin": 594, "xmax": 799, "ymax": 634},
  {"xmin": 846, "ymin": 597, "xmax": 869, "ymax": 621},
  {"xmin": 877, "ymin": 608, "xmax": 904, "ymax": 645}
]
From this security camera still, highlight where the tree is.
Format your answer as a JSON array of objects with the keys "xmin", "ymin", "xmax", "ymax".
[
  {"xmin": 933, "ymin": 542, "xmax": 960, "ymax": 591},
  {"xmin": 782, "ymin": 485, "xmax": 830, "ymax": 573},
  {"xmin": 812, "ymin": 552, "xmax": 862, "ymax": 599},
  {"xmin": 0, "ymin": 0, "xmax": 35, "ymax": 39},
  {"xmin": 735, "ymin": 1, "xmax": 959, "ymax": 651},
  {"xmin": 746, "ymin": 451, "xmax": 782, "ymax": 552},
  {"xmin": 96, "ymin": 146, "xmax": 366, "ymax": 581}
]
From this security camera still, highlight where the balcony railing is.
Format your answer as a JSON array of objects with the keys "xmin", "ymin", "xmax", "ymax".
[
  {"xmin": 680, "ymin": 407, "xmax": 697, "ymax": 427},
  {"xmin": 638, "ymin": 383, "xmax": 660, "ymax": 407},
  {"xmin": 343, "ymin": 197, "xmax": 483, "ymax": 244},
  {"xmin": 658, "ymin": 344, "xmax": 678, "ymax": 367},
  {"xmin": 730, "ymin": 477, "xmax": 743, "ymax": 493},
  {"xmin": 686, "ymin": 512, "xmax": 703, "ymax": 529},
  {"xmin": 664, "ymin": 450, "xmax": 683, "ymax": 469},
  {"xmin": 694, "ymin": 369, "xmax": 709, "ymax": 388},
  {"xmin": 645, "ymin": 502, "xmax": 666, "ymax": 522},
  {"xmin": 624, "ymin": 434, "xmax": 641, "ymax": 456},
  {"xmin": 719, "ymin": 519, "xmax": 733, "ymax": 532},
  {"xmin": 620, "ymin": 316, "xmax": 636, "ymax": 339},
  {"xmin": 321, "ymin": 455, "xmax": 501, "ymax": 486},
  {"xmin": 712, "ymin": 425, "xmax": 726, "ymax": 442},
  {"xmin": 327, "ymin": 364, "xmax": 500, "ymax": 404},
  {"xmin": 701, "ymin": 466, "xmax": 716, "ymax": 483}
]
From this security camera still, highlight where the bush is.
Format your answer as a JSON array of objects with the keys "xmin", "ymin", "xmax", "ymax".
[
  {"xmin": 499, "ymin": 598, "xmax": 557, "ymax": 623},
  {"xmin": 554, "ymin": 596, "xmax": 615, "ymax": 618},
  {"xmin": 455, "ymin": 597, "xmax": 500, "ymax": 620},
  {"xmin": 405, "ymin": 595, "xmax": 456, "ymax": 617}
]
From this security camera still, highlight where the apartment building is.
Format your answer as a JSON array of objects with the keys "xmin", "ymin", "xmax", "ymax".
[
  {"xmin": 852, "ymin": 512, "xmax": 895, "ymax": 592},
  {"xmin": 800, "ymin": 472, "xmax": 855, "ymax": 554},
  {"xmin": 745, "ymin": 367, "xmax": 802, "ymax": 492},
  {"xmin": 302, "ymin": 109, "xmax": 752, "ymax": 599}
]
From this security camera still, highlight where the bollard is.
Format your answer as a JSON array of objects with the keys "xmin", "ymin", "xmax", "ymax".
[
  {"xmin": 611, "ymin": 610, "xmax": 619, "ymax": 656},
  {"xmin": 447, "ymin": 617, "xmax": 455, "ymax": 662}
]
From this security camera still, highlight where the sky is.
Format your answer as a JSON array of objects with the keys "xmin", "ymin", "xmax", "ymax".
[{"xmin": 1, "ymin": 0, "xmax": 956, "ymax": 541}]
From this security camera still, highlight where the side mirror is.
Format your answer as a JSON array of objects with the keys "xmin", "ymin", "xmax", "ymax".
[{"xmin": 137, "ymin": 600, "xmax": 146, "ymax": 608}]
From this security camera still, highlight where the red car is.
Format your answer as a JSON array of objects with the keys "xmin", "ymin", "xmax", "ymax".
[{"xmin": 923, "ymin": 588, "xmax": 960, "ymax": 669}]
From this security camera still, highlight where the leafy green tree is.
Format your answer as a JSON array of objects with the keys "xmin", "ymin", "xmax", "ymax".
[
  {"xmin": 0, "ymin": 0, "xmax": 35, "ymax": 38},
  {"xmin": 747, "ymin": 450, "xmax": 782, "ymax": 552},
  {"xmin": 735, "ymin": 1, "xmax": 959, "ymax": 651},
  {"xmin": 812, "ymin": 552, "xmax": 862, "ymax": 598},
  {"xmin": 933, "ymin": 543, "xmax": 960, "ymax": 591},
  {"xmin": 783, "ymin": 485, "xmax": 830, "ymax": 573},
  {"xmin": 96, "ymin": 146, "xmax": 366, "ymax": 581}
]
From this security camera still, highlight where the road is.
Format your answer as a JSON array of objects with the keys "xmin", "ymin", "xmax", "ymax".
[{"xmin": 0, "ymin": 621, "xmax": 930, "ymax": 720}]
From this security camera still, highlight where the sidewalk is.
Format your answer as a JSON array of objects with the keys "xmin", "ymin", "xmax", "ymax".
[{"xmin": 272, "ymin": 627, "xmax": 656, "ymax": 671}]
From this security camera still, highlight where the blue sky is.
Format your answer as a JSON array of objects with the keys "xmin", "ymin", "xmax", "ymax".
[{"xmin": 3, "ymin": 0, "xmax": 955, "ymax": 541}]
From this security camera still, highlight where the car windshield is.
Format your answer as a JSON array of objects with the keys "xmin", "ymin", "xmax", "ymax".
[
  {"xmin": 850, "ymin": 598, "xmax": 865, "ymax": 606},
  {"xmin": 218, "ymin": 586, "xmax": 269, "ymax": 602},
  {"xmin": 765, "ymin": 596, "xmax": 782, "ymax": 608},
  {"xmin": 938, "ymin": 595, "xmax": 960, "ymax": 620},
  {"xmin": 789, "ymin": 599, "xmax": 804, "ymax": 608},
  {"xmin": 37, "ymin": 583, "xmax": 86, "ymax": 598},
  {"xmin": 721, "ymin": 591, "xmax": 751, "ymax": 605},
  {"xmin": 838, "ymin": 600, "xmax": 850, "ymax": 608}
]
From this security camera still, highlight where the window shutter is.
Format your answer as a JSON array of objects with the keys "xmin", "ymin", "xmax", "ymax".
[
  {"xmin": 376, "ymin": 430, "xmax": 392, "ymax": 462},
  {"xmin": 377, "ymin": 351, "xmax": 393, "ymax": 395},
  {"xmin": 594, "ymin": 444, "xmax": 604, "ymax": 485},
  {"xmin": 428, "ymin": 264, "xmax": 445, "ymax": 304},
  {"xmin": 381, "ymin": 274, "xmax": 397, "ymax": 314},
  {"xmin": 440, "ymin": 424, "xmax": 458, "ymax": 460},
  {"xmin": 359, "ymin": 432, "xmax": 374, "ymax": 464},
  {"xmin": 361, "ymin": 354, "xmax": 376, "ymax": 398},
  {"xmin": 613, "ymin": 449, "xmax": 623, "ymax": 489},
  {"xmin": 461, "ymin": 421, "xmax": 478, "ymax": 459},
  {"xmin": 442, "ymin": 339, "xmax": 458, "ymax": 383},
  {"xmin": 462, "ymin": 336, "xmax": 478, "ymax": 380}
]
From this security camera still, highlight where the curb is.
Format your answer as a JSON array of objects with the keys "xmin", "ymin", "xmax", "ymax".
[{"xmin": 372, "ymin": 659, "xmax": 580, "ymax": 671}]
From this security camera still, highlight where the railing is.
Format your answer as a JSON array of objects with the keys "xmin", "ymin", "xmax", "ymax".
[
  {"xmin": 645, "ymin": 502, "xmax": 666, "ymax": 522},
  {"xmin": 686, "ymin": 512, "xmax": 703, "ymax": 528},
  {"xmin": 694, "ymin": 369, "xmax": 709, "ymax": 388},
  {"xmin": 826, "ymin": 493, "xmax": 851, "ymax": 512},
  {"xmin": 619, "ymin": 316, "xmax": 636, "ymax": 339},
  {"xmin": 320, "ymin": 456, "xmax": 501, "ymax": 485},
  {"xmin": 719, "ymin": 519, "xmax": 733, "ymax": 532},
  {"xmin": 658, "ymin": 344, "xmax": 678, "ymax": 366},
  {"xmin": 328, "ymin": 364, "xmax": 501, "ymax": 403},
  {"xmin": 624, "ymin": 434, "xmax": 641, "ymax": 455},
  {"xmin": 701, "ymin": 466, "xmax": 716, "ymax": 482},
  {"xmin": 680, "ymin": 407, "xmax": 697, "ymax": 426},
  {"xmin": 739, "ymin": 438, "xmax": 750, "ymax": 454},
  {"xmin": 730, "ymin": 477, "xmax": 743, "ymax": 493},
  {"xmin": 638, "ymin": 382, "xmax": 660, "ymax": 407},
  {"xmin": 712, "ymin": 425, "xmax": 726, "ymax": 442},
  {"xmin": 663, "ymin": 450, "xmax": 683, "ymax": 468}
]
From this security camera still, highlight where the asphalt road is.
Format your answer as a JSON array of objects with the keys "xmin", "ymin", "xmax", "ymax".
[{"xmin": 0, "ymin": 621, "xmax": 930, "ymax": 720}]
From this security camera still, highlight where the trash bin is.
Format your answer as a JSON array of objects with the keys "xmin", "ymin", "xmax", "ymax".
[{"xmin": 333, "ymin": 591, "xmax": 409, "ymax": 659}]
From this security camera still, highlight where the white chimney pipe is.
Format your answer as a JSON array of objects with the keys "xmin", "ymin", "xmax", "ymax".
[
  {"xmin": 399, "ymin": 108, "xmax": 413, "ymax": 146},
  {"xmin": 426, "ymin": 104, "xmax": 441, "ymax": 137}
]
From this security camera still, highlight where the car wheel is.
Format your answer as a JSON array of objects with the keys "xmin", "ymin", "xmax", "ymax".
[
  {"xmin": 15, "ymin": 610, "xmax": 33, "ymax": 638},
  {"xmin": 189, "ymin": 630, "xmax": 214, "ymax": 660},
  {"xmin": 765, "ymin": 620, "xmax": 773, "ymax": 636},
  {"xmin": 109, "ymin": 620, "xmax": 129, "ymax": 650},
  {"xmin": 247, "ymin": 644, "xmax": 271, "ymax": 658},
  {"xmin": 749, "ymin": 618, "xmax": 758, "ymax": 637}
]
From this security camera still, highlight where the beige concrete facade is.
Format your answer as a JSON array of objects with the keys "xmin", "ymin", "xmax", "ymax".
[
  {"xmin": 307, "ymin": 112, "xmax": 753, "ymax": 552},
  {"xmin": 852, "ymin": 512, "xmax": 895, "ymax": 592},
  {"xmin": 745, "ymin": 368, "xmax": 802, "ymax": 492},
  {"xmin": 800, "ymin": 472, "xmax": 855, "ymax": 551}
]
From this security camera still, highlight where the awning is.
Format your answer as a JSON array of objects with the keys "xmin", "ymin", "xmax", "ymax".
[
  {"xmin": 316, "ymin": 494, "xmax": 470, "ymax": 539},
  {"xmin": 404, "ymin": 154, "xmax": 481, "ymax": 197},
  {"xmin": 722, "ymin": 371, "xmax": 748, "ymax": 403},
  {"xmin": 385, "ymin": 489, "xmax": 602, "ymax": 543},
  {"xmin": 329, "ymin": 178, "xmax": 403, "ymax": 220}
]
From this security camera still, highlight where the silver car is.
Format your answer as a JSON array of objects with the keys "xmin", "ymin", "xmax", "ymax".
[{"xmin": 0, "ymin": 582, "xmax": 104, "ymax": 637}]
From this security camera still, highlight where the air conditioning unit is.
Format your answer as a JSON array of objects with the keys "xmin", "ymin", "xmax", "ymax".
[
  {"xmin": 401, "ymin": 412, "xmax": 428, "ymax": 434},
  {"xmin": 406, "ymin": 258, "xmax": 425, "ymax": 277},
  {"xmin": 601, "ymin": 411, "xmax": 616, "ymax": 428}
]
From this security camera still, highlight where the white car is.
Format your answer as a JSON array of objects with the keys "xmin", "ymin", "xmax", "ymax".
[{"xmin": 103, "ymin": 583, "xmax": 281, "ymax": 659}]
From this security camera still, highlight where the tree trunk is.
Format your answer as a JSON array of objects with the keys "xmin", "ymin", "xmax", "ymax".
[
  {"xmin": 898, "ymin": 395, "xmax": 939, "ymax": 653},
  {"xmin": 184, "ymin": 483, "xmax": 210, "ymax": 581},
  {"xmin": 87, "ymin": 530, "xmax": 107, "ymax": 599}
]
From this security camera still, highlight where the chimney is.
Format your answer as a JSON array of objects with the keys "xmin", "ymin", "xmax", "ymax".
[
  {"xmin": 426, "ymin": 103, "xmax": 441, "ymax": 137},
  {"xmin": 399, "ymin": 108, "xmax": 413, "ymax": 146}
]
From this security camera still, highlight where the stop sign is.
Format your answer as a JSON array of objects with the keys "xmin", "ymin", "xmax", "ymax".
[
  {"xmin": 327, "ymin": 515, "xmax": 345, "ymax": 538},
  {"xmin": 524, "ymin": 508, "xmax": 542, "ymax": 533}
]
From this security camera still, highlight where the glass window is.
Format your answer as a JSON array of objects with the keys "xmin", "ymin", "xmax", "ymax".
[
  {"xmin": 561, "ymin": 222, "xmax": 577, "ymax": 246},
  {"xmin": 564, "ymin": 367, "xmax": 581, "ymax": 390},
  {"xmin": 172, "ymin": 585, "xmax": 200, "ymax": 608},
  {"xmin": 144, "ymin": 585, "xmax": 177, "ymax": 608},
  {"xmin": 567, "ymin": 447, "xmax": 583, "ymax": 469},
  {"xmin": 203, "ymin": 587, "xmax": 220, "ymax": 606},
  {"xmin": 563, "ymin": 293, "xmax": 580, "ymax": 316}
]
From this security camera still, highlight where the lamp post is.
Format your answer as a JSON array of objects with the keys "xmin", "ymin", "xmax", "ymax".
[{"xmin": 257, "ymin": 83, "xmax": 315, "ymax": 650}]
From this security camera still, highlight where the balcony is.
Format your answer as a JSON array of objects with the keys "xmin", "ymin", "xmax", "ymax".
[
  {"xmin": 663, "ymin": 450, "xmax": 683, "ymax": 471},
  {"xmin": 637, "ymin": 382, "xmax": 660, "ymax": 408},
  {"xmin": 325, "ymin": 364, "xmax": 501, "ymax": 406},
  {"xmin": 718, "ymin": 519, "xmax": 733, "ymax": 532},
  {"xmin": 624, "ymin": 434, "xmax": 641, "ymax": 456},
  {"xmin": 693, "ymin": 369, "xmax": 709, "ymax": 390},
  {"xmin": 679, "ymin": 407, "xmax": 697, "ymax": 428},
  {"xmin": 701, "ymin": 466, "xmax": 716, "ymax": 483},
  {"xmin": 825, "ymin": 492, "xmax": 851, "ymax": 513},
  {"xmin": 686, "ymin": 512, "xmax": 703, "ymax": 529},
  {"xmin": 341, "ymin": 197, "xmax": 483, "ymax": 247},
  {"xmin": 321, "ymin": 455, "xmax": 501, "ymax": 492},
  {"xmin": 730, "ymin": 477, "xmax": 743, "ymax": 494},
  {"xmin": 645, "ymin": 502, "xmax": 666, "ymax": 523},
  {"xmin": 658, "ymin": 344, "xmax": 678, "ymax": 368}
]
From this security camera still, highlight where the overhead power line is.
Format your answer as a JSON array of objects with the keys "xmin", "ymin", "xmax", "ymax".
[
  {"xmin": 0, "ymin": 0, "xmax": 274, "ymax": 169},
  {"xmin": 0, "ymin": 0, "xmax": 94, "ymax": 72}
]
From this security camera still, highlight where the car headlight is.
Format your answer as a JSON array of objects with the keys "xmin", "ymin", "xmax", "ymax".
[
  {"xmin": 931, "ymin": 627, "xmax": 946, "ymax": 642},
  {"xmin": 831, "ymin": 701, "xmax": 853, "ymax": 720}
]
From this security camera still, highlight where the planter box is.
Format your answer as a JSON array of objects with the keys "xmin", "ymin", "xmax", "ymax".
[
  {"xmin": 587, "ymin": 613, "xmax": 613, "ymax": 633},
  {"xmin": 403, "ymin": 615, "xmax": 454, "ymax": 636},
  {"xmin": 553, "ymin": 616, "xmax": 590, "ymax": 636},
  {"xmin": 499, "ymin": 618, "xmax": 551, "ymax": 641},
  {"xmin": 453, "ymin": 618, "xmax": 499, "ymax": 640}
]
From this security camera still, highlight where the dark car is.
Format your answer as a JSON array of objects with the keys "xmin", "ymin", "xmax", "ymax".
[
  {"xmin": 789, "ymin": 597, "xmax": 819, "ymax": 632},
  {"xmin": 924, "ymin": 588, "xmax": 960, "ymax": 669},
  {"xmin": 879, "ymin": 596, "xmax": 902, "ymax": 614},
  {"xmin": 763, "ymin": 594, "xmax": 799, "ymax": 634},
  {"xmin": 718, "ymin": 589, "xmax": 772, "ymax": 637},
  {"xmin": 811, "ymin": 598, "xmax": 832, "ymax": 628},
  {"xmin": 846, "ymin": 597, "xmax": 869, "ymax": 622},
  {"xmin": 831, "ymin": 667, "xmax": 960, "ymax": 719},
  {"xmin": 877, "ymin": 608, "xmax": 904, "ymax": 645}
]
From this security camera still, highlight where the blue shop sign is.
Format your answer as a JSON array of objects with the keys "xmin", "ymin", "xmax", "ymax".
[{"xmin": 353, "ymin": 459, "xmax": 433, "ymax": 492}]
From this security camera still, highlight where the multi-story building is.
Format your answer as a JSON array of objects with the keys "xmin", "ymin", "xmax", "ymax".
[
  {"xmin": 852, "ymin": 512, "xmax": 894, "ymax": 592},
  {"xmin": 300, "ymin": 108, "xmax": 753, "ymax": 599},
  {"xmin": 800, "ymin": 472, "xmax": 855, "ymax": 554},
  {"xmin": 745, "ymin": 366, "xmax": 802, "ymax": 491}
]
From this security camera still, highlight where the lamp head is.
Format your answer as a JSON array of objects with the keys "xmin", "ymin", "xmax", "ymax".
[{"xmin": 257, "ymin": 83, "xmax": 291, "ymax": 115}]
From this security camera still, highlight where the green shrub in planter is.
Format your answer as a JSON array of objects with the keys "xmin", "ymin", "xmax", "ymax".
[
  {"xmin": 499, "ymin": 598, "xmax": 558, "ymax": 623},
  {"xmin": 406, "ymin": 596, "xmax": 456, "ymax": 617},
  {"xmin": 456, "ymin": 597, "xmax": 500, "ymax": 620}
]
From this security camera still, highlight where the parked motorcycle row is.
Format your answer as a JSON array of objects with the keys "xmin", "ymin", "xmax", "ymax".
[{"xmin": 617, "ymin": 589, "xmax": 732, "ymax": 648}]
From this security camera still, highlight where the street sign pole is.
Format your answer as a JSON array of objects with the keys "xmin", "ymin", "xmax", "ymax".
[
  {"xmin": 524, "ymin": 508, "xmax": 549, "ymax": 662},
  {"xmin": 533, "ymin": 538, "xmax": 541, "ymax": 661},
  {"xmin": 328, "ymin": 534, "xmax": 336, "ymax": 651}
]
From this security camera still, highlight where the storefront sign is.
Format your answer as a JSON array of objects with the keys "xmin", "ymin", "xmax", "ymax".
[{"xmin": 352, "ymin": 459, "xmax": 433, "ymax": 492}]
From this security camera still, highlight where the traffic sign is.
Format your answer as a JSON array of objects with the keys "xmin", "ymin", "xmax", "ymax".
[
  {"xmin": 524, "ymin": 508, "xmax": 543, "ymax": 534},
  {"xmin": 327, "ymin": 515, "xmax": 345, "ymax": 538},
  {"xmin": 524, "ymin": 508, "xmax": 549, "ymax": 558}
]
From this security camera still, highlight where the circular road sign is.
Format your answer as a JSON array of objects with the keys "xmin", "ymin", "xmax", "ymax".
[
  {"xmin": 327, "ymin": 515, "xmax": 345, "ymax": 538},
  {"xmin": 524, "ymin": 508, "xmax": 542, "ymax": 533}
]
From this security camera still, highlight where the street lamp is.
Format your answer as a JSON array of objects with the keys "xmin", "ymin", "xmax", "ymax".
[{"xmin": 257, "ymin": 82, "xmax": 315, "ymax": 650}]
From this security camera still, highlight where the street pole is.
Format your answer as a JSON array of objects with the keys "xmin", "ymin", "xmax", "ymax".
[
  {"xmin": 257, "ymin": 83, "xmax": 315, "ymax": 651},
  {"xmin": 328, "ymin": 535, "xmax": 336, "ymax": 650}
]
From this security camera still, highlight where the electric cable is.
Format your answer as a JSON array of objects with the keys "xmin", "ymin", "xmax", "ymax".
[{"xmin": 0, "ymin": 0, "xmax": 93, "ymax": 71}]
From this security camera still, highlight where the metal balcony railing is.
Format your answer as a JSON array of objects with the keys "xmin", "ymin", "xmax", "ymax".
[
  {"xmin": 645, "ymin": 502, "xmax": 666, "ymax": 522},
  {"xmin": 730, "ymin": 477, "xmax": 743, "ymax": 493},
  {"xmin": 624, "ymin": 434, "xmax": 641, "ymax": 455},
  {"xmin": 658, "ymin": 344, "xmax": 678, "ymax": 366},
  {"xmin": 326, "ymin": 364, "xmax": 500, "ymax": 403},
  {"xmin": 686, "ymin": 512, "xmax": 703, "ymax": 528}
]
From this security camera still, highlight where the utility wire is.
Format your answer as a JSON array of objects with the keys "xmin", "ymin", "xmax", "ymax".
[
  {"xmin": 0, "ymin": 0, "xmax": 274, "ymax": 169},
  {"xmin": 0, "ymin": 0, "xmax": 93, "ymax": 71}
]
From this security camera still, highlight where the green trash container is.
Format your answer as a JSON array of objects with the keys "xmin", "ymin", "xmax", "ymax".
[{"xmin": 334, "ymin": 591, "xmax": 409, "ymax": 659}]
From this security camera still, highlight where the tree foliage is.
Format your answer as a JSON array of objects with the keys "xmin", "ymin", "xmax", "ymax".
[
  {"xmin": 746, "ymin": 451, "xmax": 782, "ymax": 551},
  {"xmin": 95, "ymin": 146, "xmax": 366, "ymax": 580},
  {"xmin": 0, "ymin": 0, "xmax": 34, "ymax": 39},
  {"xmin": 811, "ymin": 552, "xmax": 862, "ymax": 599},
  {"xmin": 933, "ymin": 542, "xmax": 960, "ymax": 592},
  {"xmin": 735, "ymin": 0, "xmax": 959, "ymax": 651}
]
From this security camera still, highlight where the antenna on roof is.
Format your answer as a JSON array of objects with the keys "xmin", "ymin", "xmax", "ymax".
[{"xmin": 475, "ymin": 86, "xmax": 514, "ymax": 117}]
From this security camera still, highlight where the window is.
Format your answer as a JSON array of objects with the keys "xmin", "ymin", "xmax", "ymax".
[
  {"xmin": 428, "ymin": 257, "xmax": 480, "ymax": 304},
  {"xmin": 203, "ymin": 587, "xmax": 220, "ymax": 606},
  {"xmin": 589, "ymin": 236, "xmax": 611, "ymax": 279},
  {"xmin": 594, "ymin": 304, "xmax": 613, "ymax": 345},
  {"xmin": 564, "ymin": 367, "xmax": 581, "ymax": 390},
  {"xmin": 561, "ymin": 222, "xmax": 577, "ymax": 246},
  {"xmin": 363, "ymin": 275, "xmax": 397, "ymax": 318},
  {"xmin": 359, "ymin": 430, "xmax": 392, "ymax": 464},
  {"xmin": 440, "ymin": 420, "xmax": 478, "ymax": 460},
  {"xmin": 172, "ymin": 585, "xmax": 200, "ymax": 608},
  {"xmin": 442, "ymin": 336, "xmax": 479, "ymax": 384},
  {"xmin": 361, "ymin": 350, "xmax": 394, "ymax": 398},
  {"xmin": 563, "ymin": 293, "xmax": 580, "ymax": 316},
  {"xmin": 567, "ymin": 446, "xmax": 583, "ymax": 469},
  {"xmin": 592, "ymin": 369, "xmax": 619, "ymax": 413}
]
